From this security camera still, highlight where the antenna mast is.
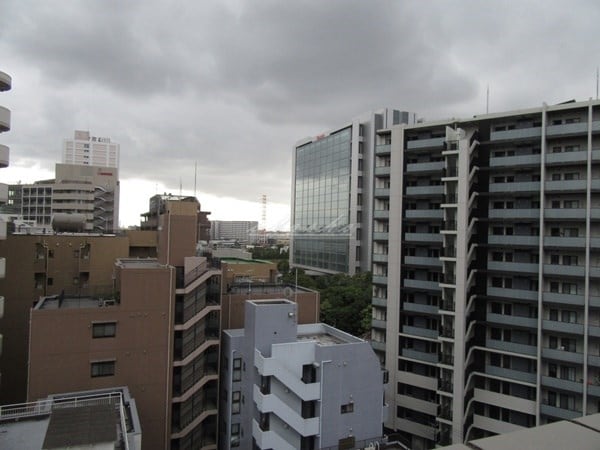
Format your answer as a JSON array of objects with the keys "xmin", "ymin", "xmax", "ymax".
[
  {"xmin": 261, "ymin": 194, "xmax": 267, "ymax": 244},
  {"xmin": 486, "ymin": 84, "xmax": 490, "ymax": 114}
]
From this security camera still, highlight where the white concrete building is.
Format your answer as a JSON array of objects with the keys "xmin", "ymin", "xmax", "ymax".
[
  {"xmin": 63, "ymin": 130, "xmax": 120, "ymax": 168},
  {"xmin": 0, "ymin": 70, "xmax": 10, "ymax": 375},
  {"xmin": 219, "ymin": 299, "xmax": 386, "ymax": 450}
]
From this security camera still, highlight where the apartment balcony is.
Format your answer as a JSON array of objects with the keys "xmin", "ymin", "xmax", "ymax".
[
  {"xmin": 546, "ymin": 150, "xmax": 589, "ymax": 165},
  {"xmin": 397, "ymin": 394, "xmax": 438, "ymax": 416},
  {"xmin": 404, "ymin": 256, "xmax": 442, "ymax": 268},
  {"xmin": 371, "ymin": 340, "xmax": 386, "ymax": 353},
  {"xmin": 546, "ymin": 121, "xmax": 589, "ymax": 138},
  {"xmin": 0, "ymin": 71, "xmax": 11, "ymax": 91},
  {"xmin": 439, "ymin": 300, "xmax": 455, "ymax": 312},
  {"xmin": 0, "ymin": 144, "xmax": 8, "ymax": 168},
  {"xmin": 591, "ymin": 296, "xmax": 600, "ymax": 308},
  {"xmin": 486, "ymin": 287, "xmax": 538, "ymax": 302},
  {"xmin": 485, "ymin": 365, "xmax": 537, "ymax": 384},
  {"xmin": 402, "ymin": 325, "xmax": 438, "ymax": 340},
  {"xmin": 488, "ymin": 235, "xmax": 539, "ymax": 247},
  {"xmin": 404, "ymin": 233, "xmax": 443, "ymax": 244},
  {"xmin": 403, "ymin": 301, "xmax": 438, "ymax": 315},
  {"xmin": 542, "ymin": 319, "xmax": 584, "ymax": 335},
  {"xmin": 373, "ymin": 231, "xmax": 389, "ymax": 241},
  {"xmin": 0, "ymin": 106, "xmax": 10, "ymax": 132},
  {"xmin": 374, "ymin": 188, "xmax": 390, "ymax": 198},
  {"xmin": 372, "ymin": 318, "xmax": 387, "ymax": 330},
  {"xmin": 372, "ymin": 275, "xmax": 388, "ymax": 285},
  {"xmin": 402, "ymin": 371, "xmax": 438, "ymax": 391},
  {"xmin": 405, "ymin": 209, "xmax": 444, "ymax": 220},
  {"xmin": 487, "ymin": 312, "xmax": 537, "ymax": 329},
  {"xmin": 375, "ymin": 166, "xmax": 391, "ymax": 176},
  {"xmin": 372, "ymin": 297, "xmax": 387, "ymax": 308},
  {"xmin": 472, "ymin": 414, "xmax": 526, "ymax": 436},
  {"xmin": 543, "ymin": 291, "xmax": 584, "ymax": 307},
  {"xmin": 401, "ymin": 348, "xmax": 438, "ymax": 364},
  {"xmin": 403, "ymin": 279, "xmax": 441, "ymax": 292},
  {"xmin": 405, "ymin": 161, "xmax": 445, "ymax": 174},
  {"xmin": 405, "ymin": 185, "xmax": 444, "ymax": 197},
  {"xmin": 252, "ymin": 421, "xmax": 295, "ymax": 450},
  {"xmin": 406, "ymin": 136, "xmax": 445, "ymax": 150},
  {"xmin": 489, "ymin": 181, "xmax": 540, "ymax": 194},
  {"xmin": 544, "ymin": 263, "xmax": 585, "ymax": 277},
  {"xmin": 488, "ymin": 208, "xmax": 540, "ymax": 220},
  {"xmin": 395, "ymin": 417, "xmax": 436, "ymax": 441},
  {"xmin": 541, "ymin": 376, "xmax": 583, "ymax": 394},
  {"xmin": 542, "ymin": 347, "xmax": 584, "ymax": 364},
  {"xmin": 373, "ymin": 210, "xmax": 390, "ymax": 219},
  {"xmin": 545, "ymin": 179, "xmax": 587, "ymax": 193},
  {"xmin": 588, "ymin": 383, "xmax": 600, "ymax": 397},
  {"xmin": 589, "ymin": 354, "xmax": 600, "ymax": 367},
  {"xmin": 545, "ymin": 209, "xmax": 586, "ymax": 220},
  {"xmin": 375, "ymin": 144, "xmax": 391, "ymax": 155},
  {"xmin": 544, "ymin": 236, "xmax": 586, "ymax": 249},
  {"xmin": 540, "ymin": 404, "xmax": 582, "ymax": 421},
  {"xmin": 486, "ymin": 339, "xmax": 537, "ymax": 356},
  {"xmin": 487, "ymin": 261, "xmax": 538, "ymax": 274},
  {"xmin": 588, "ymin": 325, "xmax": 600, "ymax": 338},
  {"xmin": 490, "ymin": 126, "xmax": 542, "ymax": 142},
  {"xmin": 490, "ymin": 153, "xmax": 541, "ymax": 168},
  {"xmin": 372, "ymin": 253, "xmax": 388, "ymax": 263},
  {"xmin": 474, "ymin": 388, "xmax": 536, "ymax": 415}
]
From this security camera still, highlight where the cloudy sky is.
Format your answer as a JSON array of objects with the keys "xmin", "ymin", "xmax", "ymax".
[{"xmin": 1, "ymin": 0, "xmax": 599, "ymax": 229}]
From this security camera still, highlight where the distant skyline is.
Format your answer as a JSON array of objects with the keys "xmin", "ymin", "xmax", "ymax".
[{"xmin": 1, "ymin": 0, "xmax": 599, "ymax": 229}]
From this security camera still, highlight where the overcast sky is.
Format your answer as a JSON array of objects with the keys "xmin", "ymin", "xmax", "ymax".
[{"xmin": 1, "ymin": 0, "xmax": 599, "ymax": 229}]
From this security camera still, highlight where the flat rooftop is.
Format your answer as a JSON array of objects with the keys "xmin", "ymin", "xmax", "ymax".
[
  {"xmin": 222, "ymin": 257, "xmax": 272, "ymax": 264},
  {"xmin": 228, "ymin": 283, "xmax": 314, "ymax": 295},
  {"xmin": 298, "ymin": 323, "xmax": 363, "ymax": 346},
  {"xmin": 35, "ymin": 296, "xmax": 117, "ymax": 310},
  {"xmin": 116, "ymin": 258, "xmax": 166, "ymax": 269}
]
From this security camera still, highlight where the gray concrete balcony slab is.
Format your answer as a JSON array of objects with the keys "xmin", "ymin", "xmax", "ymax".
[
  {"xmin": 490, "ymin": 153, "xmax": 541, "ymax": 168},
  {"xmin": 406, "ymin": 137, "xmax": 445, "ymax": 150},
  {"xmin": 403, "ymin": 302, "xmax": 438, "ymax": 315},
  {"xmin": 403, "ymin": 279, "xmax": 441, "ymax": 291},
  {"xmin": 372, "ymin": 318, "xmax": 387, "ymax": 330},
  {"xmin": 372, "ymin": 275, "xmax": 388, "ymax": 285},
  {"xmin": 487, "ymin": 313, "xmax": 537, "ymax": 329},
  {"xmin": 394, "ymin": 417, "xmax": 436, "ymax": 441},
  {"xmin": 542, "ymin": 319, "xmax": 584, "ymax": 335},
  {"xmin": 544, "ymin": 236, "xmax": 586, "ymax": 249},
  {"xmin": 371, "ymin": 340, "xmax": 386, "ymax": 352},
  {"xmin": 544, "ymin": 263, "xmax": 585, "ymax": 277},
  {"xmin": 402, "ymin": 325, "xmax": 438, "ymax": 340},
  {"xmin": 0, "ymin": 106, "xmax": 10, "ymax": 132},
  {"xmin": 397, "ymin": 394, "xmax": 438, "ymax": 417},
  {"xmin": 545, "ymin": 179, "xmax": 587, "ymax": 193},
  {"xmin": 405, "ymin": 161, "xmax": 445, "ymax": 174},
  {"xmin": 487, "ymin": 287, "xmax": 538, "ymax": 302},
  {"xmin": 546, "ymin": 121, "xmax": 588, "ymax": 138},
  {"xmin": 545, "ymin": 209, "xmax": 586, "ymax": 220},
  {"xmin": 485, "ymin": 365, "xmax": 536, "ymax": 384},
  {"xmin": 489, "ymin": 209, "xmax": 540, "ymax": 220},
  {"xmin": 372, "ymin": 253, "xmax": 388, "ymax": 263},
  {"xmin": 400, "ymin": 348, "xmax": 438, "ymax": 364},
  {"xmin": 541, "ymin": 376, "xmax": 583, "ymax": 394},
  {"xmin": 487, "ymin": 339, "xmax": 537, "ymax": 356},
  {"xmin": 372, "ymin": 297, "xmax": 386, "ymax": 308},
  {"xmin": 540, "ymin": 404, "xmax": 582, "ymax": 421},
  {"xmin": 405, "ymin": 209, "xmax": 444, "ymax": 220},
  {"xmin": 402, "ymin": 371, "xmax": 438, "ymax": 391},
  {"xmin": 588, "ymin": 383, "xmax": 600, "ymax": 397},
  {"xmin": 488, "ymin": 235, "xmax": 539, "ymax": 247},
  {"xmin": 375, "ymin": 144, "xmax": 391, "ymax": 155},
  {"xmin": 0, "ymin": 144, "xmax": 8, "ymax": 168},
  {"xmin": 404, "ymin": 233, "xmax": 443, "ymax": 244},
  {"xmin": 374, "ymin": 166, "xmax": 391, "ymax": 176},
  {"xmin": 373, "ymin": 231, "xmax": 389, "ymax": 241},
  {"xmin": 405, "ymin": 185, "xmax": 444, "ymax": 197},
  {"xmin": 490, "ymin": 126, "xmax": 542, "ymax": 142},
  {"xmin": 543, "ymin": 291, "xmax": 584, "ymax": 306},
  {"xmin": 589, "ymin": 325, "xmax": 600, "ymax": 338},
  {"xmin": 546, "ymin": 150, "xmax": 587, "ymax": 165},
  {"xmin": 542, "ymin": 347, "xmax": 584, "ymax": 364},
  {"xmin": 373, "ymin": 210, "xmax": 389, "ymax": 219},
  {"xmin": 590, "ymin": 296, "xmax": 600, "ymax": 308},
  {"xmin": 0, "ymin": 71, "xmax": 11, "ymax": 91},
  {"xmin": 374, "ymin": 188, "xmax": 390, "ymax": 197},
  {"xmin": 488, "ymin": 261, "xmax": 538, "ymax": 274},
  {"xmin": 489, "ymin": 181, "xmax": 540, "ymax": 194},
  {"xmin": 589, "ymin": 354, "xmax": 600, "ymax": 367},
  {"xmin": 404, "ymin": 256, "xmax": 442, "ymax": 268}
]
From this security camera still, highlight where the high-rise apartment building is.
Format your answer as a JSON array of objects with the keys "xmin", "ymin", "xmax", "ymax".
[
  {"xmin": 290, "ymin": 108, "xmax": 414, "ymax": 275},
  {"xmin": 63, "ymin": 129, "xmax": 120, "ymax": 168},
  {"xmin": 210, "ymin": 220, "xmax": 259, "ymax": 243},
  {"xmin": 219, "ymin": 299, "xmax": 386, "ymax": 449},
  {"xmin": 373, "ymin": 99, "xmax": 600, "ymax": 448},
  {"xmin": 0, "ymin": 70, "xmax": 11, "ymax": 386}
]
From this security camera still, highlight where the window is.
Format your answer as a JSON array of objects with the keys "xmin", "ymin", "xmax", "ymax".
[
  {"xmin": 564, "ymin": 173, "xmax": 580, "ymax": 180},
  {"xmin": 564, "ymin": 200, "xmax": 579, "ymax": 209},
  {"xmin": 91, "ymin": 360, "xmax": 115, "ymax": 377},
  {"xmin": 92, "ymin": 322, "xmax": 116, "ymax": 338},
  {"xmin": 232, "ymin": 391, "xmax": 241, "ymax": 414},
  {"xmin": 233, "ymin": 358, "xmax": 242, "ymax": 382},
  {"xmin": 231, "ymin": 423, "xmax": 240, "ymax": 447},
  {"xmin": 47, "ymin": 277, "xmax": 53, "ymax": 286},
  {"xmin": 552, "ymin": 173, "xmax": 561, "ymax": 181},
  {"xmin": 341, "ymin": 402, "xmax": 354, "ymax": 414},
  {"xmin": 562, "ymin": 283, "xmax": 577, "ymax": 295}
]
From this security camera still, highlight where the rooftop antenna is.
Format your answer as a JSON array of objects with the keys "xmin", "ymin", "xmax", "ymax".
[{"xmin": 486, "ymin": 84, "xmax": 490, "ymax": 114}]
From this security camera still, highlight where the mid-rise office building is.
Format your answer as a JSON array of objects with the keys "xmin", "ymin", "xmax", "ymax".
[
  {"xmin": 290, "ymin": 108, "xmax": 414, "ymax": 275},
  {"xmin": 210, "ymin": 220, "xmax": 259, "ymax": 243},
  {"xmin": 219, "ymin": 299, "xmax": 386, "ymax": 449},
  {"xmin": 373, "ymin": 99, "xmax": 600, "ymax": 448},
  {"xmin": 63, "ymin": 129, "xmax": 120, "ymax": 168}
]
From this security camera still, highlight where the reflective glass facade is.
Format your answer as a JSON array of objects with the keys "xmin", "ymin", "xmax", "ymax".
[{"xmin": 293, "ymin": 128, "xmax": 351, "ymax": 272}]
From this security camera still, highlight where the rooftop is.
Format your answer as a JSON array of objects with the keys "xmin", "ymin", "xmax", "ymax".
[
  {"xmin": 228, "ymin": 283, "xmax": 314, "ymax": 295},
  {"xmin": 116, "ymin": 257, "xmax": 167, "ymax": 269},
  {"xmin": 222, "ymin": 257, "xmax": 272, "ymax": 264},
  {"xmin": 35, "ymin": 295, "xmax": 118, "ymax": 310}
]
